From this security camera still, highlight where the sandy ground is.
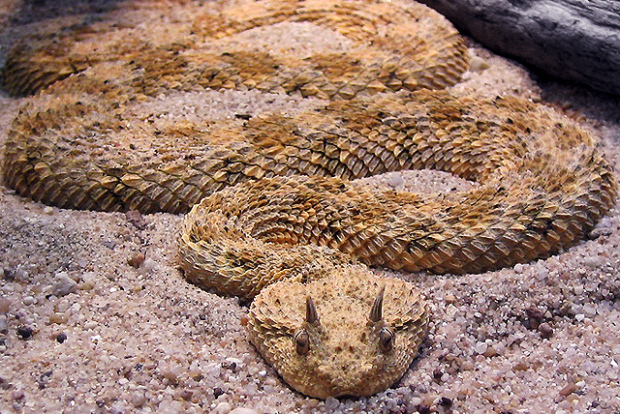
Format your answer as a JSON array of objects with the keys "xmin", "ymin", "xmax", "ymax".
[{"xmin": 1, "ymin": 1, "xmax": 619, "ymax": 413}]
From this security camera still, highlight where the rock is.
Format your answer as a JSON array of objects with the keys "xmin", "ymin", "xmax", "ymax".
[
  {"xmin": 16, "ymin": 325, "xmax": 35, "ymax": 339},
  {"xmin": 418, "ymin": 0, "xmax": 620, "ymax": 95},
  {"xmin": 0, "ymin": 316, "xmax": 8, "ymax": 334},
  {"xmin": 538, "ymin": 322, "xmax": 554, "ymax": 339},
  {"xmin": 0, "ymin": 297, "xmax": 11, "ymax": 313},
  {"xmin": 131, "ymin": 391, "xmax": 146, "ymax": 407},
  {"xmin": 56, "ymin": 332, "xmax": 67, "ymax": 343},
  {"xmin": 128, "ymin": 252, "xmax": 146, "ymax": 268},
  {"xmin": 51, "ymin": 272, "xmax": 77, "ymax": 297}
]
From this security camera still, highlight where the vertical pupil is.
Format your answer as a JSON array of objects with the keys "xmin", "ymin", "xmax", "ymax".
[
  {"xmin": 295, "ymin": 330, "xmax": 310, "ymax": 355},
  {"xmin": 379, "ymin": 328, "xmax": 394, "ymax": 352}
]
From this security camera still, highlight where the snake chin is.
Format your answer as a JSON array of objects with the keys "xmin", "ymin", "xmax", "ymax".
[{"xmin": 247, "ymin": 269, "xmax": 429, "ymax": 399}]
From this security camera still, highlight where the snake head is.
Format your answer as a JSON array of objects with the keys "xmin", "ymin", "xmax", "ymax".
[{"xmin": 247, "ymin": 267, "xmax": 429, "ymax": 399}]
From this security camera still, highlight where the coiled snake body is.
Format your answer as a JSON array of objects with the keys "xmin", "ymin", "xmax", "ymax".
[{"xmin": 2, "ymin": 0, "xmax": 615, "ymax": 398}]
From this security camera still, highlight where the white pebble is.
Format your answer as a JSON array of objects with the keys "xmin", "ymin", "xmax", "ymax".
[
  {"xmin": 204, "ymin": 362, "xmax": 221, "ymax": 379},
  {"xmin": 584, "ymin": 256, "xmax": 602, "ymax": 268},
  {"xmin": 22, "ymin": 296, "xmax": 36, "ymax": 306},
  {"xmin": 138, "ymin": 258, "xmax": 157, "ymax": 275},
  {"xmin": 83, "ymin": 321, "xmax": 98, "ymax": 330},
  {"xmin": 214, "ymin": 402, "xmax": 232, "ymax": 414},
  {"xmin": 158, "ymin": 399, "xmax": 183, "ymax": 413},
  {"xmin": 80, "ymin": 272, "xmax": 97, "ymax": 288},
  {"xmin": 583, "ymin": 304, "xmax": 597, "ymax": 317},
  {"xmin": 513, "ymin": 263, "xmax": 524, "ymax": 274},
  {"xmin": 325, "ymin": 397, "xmax": 340, "ymax": 409},
  {"xmin": 536, "ymin": 267, "xmax": 549, "ymax": 281},
  {"xmin": 230, "ymin": 408, "xmax": 258, "ymax": 414},
  {"xmin": 131, "ymin": 391, "xmax": 146, "ymax": 407},
  {"xmin": 575, "ymin": 314, "xmax": 585, "ymax": 322},
  {"xmin": 160, "ymin": 362, "xmax": 183, "ymax": 381},
  {"xmin": 387, "ymin": 173, "xmax": 405, "ymax": 188},
  {"xmin": 475, "ymin": 342, "xmax": 488, "ymax": 355}
]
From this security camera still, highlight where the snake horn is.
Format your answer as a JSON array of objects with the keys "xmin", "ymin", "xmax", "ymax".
[
  {"xmin": 369, "ymin": 285, "xmax": 386, "ymax": 322},
  {"xmin": 306, "ymin": 296, "xmax": 319, "ymax": 324}
]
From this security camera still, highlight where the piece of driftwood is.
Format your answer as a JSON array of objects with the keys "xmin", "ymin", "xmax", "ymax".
[{"xmin": 418, "ymin": 0, "xmax": 620, "ymax": 95}]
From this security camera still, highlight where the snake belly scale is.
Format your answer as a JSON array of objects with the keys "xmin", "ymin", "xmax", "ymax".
[{"xmin": 2, "ymin": 0, "xmax": 616, "ymax": 399}]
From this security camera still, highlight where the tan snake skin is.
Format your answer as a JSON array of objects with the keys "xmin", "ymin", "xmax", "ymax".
[{"xmin": 1, "ymin": 0, "xmax": 615, "ymax": 399}]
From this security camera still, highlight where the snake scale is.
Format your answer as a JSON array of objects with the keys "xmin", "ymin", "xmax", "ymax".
[{"xmin": 2, "ymin": 0, "xmax": 615, "ymax": 399}]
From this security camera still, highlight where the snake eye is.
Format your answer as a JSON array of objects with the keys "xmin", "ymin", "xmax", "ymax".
[
  {"xmin": 294, "ymin": 329, "xmax": 310, "ymax": 355},
  {"xmin": 378, "ymin": 327, "xmax": 394, "ymax": 353}
]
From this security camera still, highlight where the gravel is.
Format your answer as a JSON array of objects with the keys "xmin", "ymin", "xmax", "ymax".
[{"xmin": 1, "ymin": 1, "xmax": 619, "ymax": 413}]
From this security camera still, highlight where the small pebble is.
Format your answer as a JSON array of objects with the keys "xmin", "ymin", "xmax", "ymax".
[
  {"xmin": 439, "ymin": 396, "xmax": 453, "ymax": 407},
  {"xmin": 223, "ymin": 357, "xmax": 243, "ymax": 371},
  {"xmin": 56, "ymin": 332, "xmax": 67, "ymax": 343},
  {"xmin": 12, "ymin": 390, "xmax": 25, "ymax": 400},
  {"xmin": 525, "ymin": 307, "xmax": 544, "ymax": 329},
  {"xmin": 0, "ymin": 297, "xmax": 12, "ymax": 313},
  {"xmin": 513, "ymin": 361, "xmax": 529, "ymax": 371},
  {"xmin": 583, "ymin": 304, "xmax": 597, "ymax": 317},
  {"xmin": 128, "ymin": 252, "xmax": 146, "ymax": 268},
  {"xmin": 387, "ymin": 173, "xmax": 405, "ymax": 188},
  {"xmin": 514, "ymin": 263, "xmax": 524, "ymax": 274},
  {"xmin": 138, "ymin": 258, "xmax": 157, "ymax": 275},
  {"xmin": 160, "ymin": 362, "xmax": 183, "ymax": 381},
  {"xmin": 417, "ymin": 404, "xmax": 431, "ymax": 414},
  {"xmin": 584, "ymin": 256, "xmax": 602, "ymax": 268},
  {"xmin": 214, "ymin": 402, "xmax": 232, "ymax": 414},
  {"xmin": 78, "ymin": 272, "xmax": 97, "ymax": 290},
  {"xmin": 461, "ymin": 360, "xmax": 474, "ymax": 371},
  {"xmin": 22, "ymin": 296, "xmax": 36, "ymax": 306},
  {"xmin": 49, "ymin": 313, "xmax": 68, "ymax": 324},
  {"xmin": 484, "ymin": 345, "xmax": 498, "ymax": 358},
  {"xmin": 17, "ymin": 325, "xmax": 34, "ymax": 339},
  {"xmin": 102, "ymin": 240, "xmax": 116, "ymax": 250},
  {"xmin": 43, "ymin": 206, "xmax": 54, "ymax": 215},
  {"xmin": 213, "ymin": 387, "xmax": 225, "ymax": 398},
  {"xmin": 126, "ymin": 210, "xmax": 147, "ymax": 229},
  {"xmin": 324, "ymin": 397, "xmax": 340, "ymax": 409},
  {"xmin": 433, "ymin": 367, "xmax": 443, "ymax": 382},
  {"xmin": 538, "ymin": 322, "xmax": 554, "ymax": 339},
  {"xmin": 180, "ymin": 390, "xmax": 193, "ymax": 401},
  {"xmin": 229, "ymin": 408, "xmax": 258, "ymax": 414},
  {"xmin": 559, "ymin": 382, "xmax": 578, "ymax": 397},
  {"xmin": 469, "ymin": 56, "xmax": 490, "ymax": 72},
  {"xmin": 536, "ymin": 267, "xmax": 549, "ymax": 281},
  {"xmin": 0, "ymin": 316, "xmax": 8, "ymax": 334},
  {"xmin": 444, "ymin": 294, "xmax": 457, "ymax": 304},
  {"xmin": 131, "ymin": 391, "xmax": 146, "ymax": 407},
  {"xmin": 51, "ymin": 272, "xmax": 77, "ymax": 297}
]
